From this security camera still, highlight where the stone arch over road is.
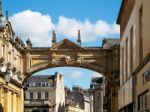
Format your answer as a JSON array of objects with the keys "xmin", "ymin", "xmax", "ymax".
[{"xmin": 22, "ymin": 39, "xmax": 120, "ymax": 84}]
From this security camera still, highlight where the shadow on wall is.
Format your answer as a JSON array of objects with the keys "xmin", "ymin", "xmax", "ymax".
[
  {"xmin": 58, "ymin": 103, "xmax": 65, "ymax": 112},
  {"xmin": 0, "ymin": 103, "xmax": 3, "ymax": 112}
]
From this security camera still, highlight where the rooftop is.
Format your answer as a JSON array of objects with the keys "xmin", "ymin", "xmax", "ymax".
[{"xmin": 24, "ymin": 72, "xmax": 63, "ymax": 87}]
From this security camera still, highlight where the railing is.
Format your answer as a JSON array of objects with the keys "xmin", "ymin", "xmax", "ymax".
[{"xmin": 24, "ymin": 99, "xmax": 52, "ymax": 106}]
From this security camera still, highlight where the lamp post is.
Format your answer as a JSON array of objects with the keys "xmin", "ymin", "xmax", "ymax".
[
  {"xmin": 4, "ymin": 63, "xmax": 11, "ymax": 84},
  {"xmin": 0, "ymin": 57, "xmax": 11, "ymax": 84}
]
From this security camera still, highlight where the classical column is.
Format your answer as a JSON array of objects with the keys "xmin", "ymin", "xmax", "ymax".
[
  {"xmin": 17, "ymin": 94, "xmax": 20, "ymax": 112},
  {"xmin": 12, "ymin": 93, "xmax": 17, "ymax": 112},
  {"xmin": 4, "ymin": 89, "xmax": 12, "ymax": 112},
  {"xmin": 0, "ymin": 87, "xmax": 2, "ymax": 103},
  {"xmin": 16, "ymin": 92, "xmax": 24, "ymax": 112},
  {"xmin": 0, "ymin": 87, "xmax": 4, "ymax": 112},
  {"xmin": 20, "ymin": 88, "xmax": 24, "ymax": 112}
]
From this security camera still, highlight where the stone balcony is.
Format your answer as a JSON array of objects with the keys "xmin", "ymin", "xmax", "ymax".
[{"xmin": 24, "ymin": 99, "xmax": 53, "ymax": 107}]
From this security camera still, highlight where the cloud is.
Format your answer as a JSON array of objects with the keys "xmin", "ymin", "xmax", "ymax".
[
  {"xmin": 67, "ymin": 71, "xmax": 83, "ymax": 80},
  {"xmin": 10, "ymin": 10, "xmax": 54, "ymax": 46},
  {"xmin": 55, "ymin": 16, "xmax": 120, "ymax": 42},
  {"xmin": 10, "ymin": 10, "xmax": 120, "ymax": 47}
]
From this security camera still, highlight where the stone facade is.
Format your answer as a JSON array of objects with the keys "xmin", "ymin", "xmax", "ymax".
[
  {"xmin": 117, "ymin": 0, "xmax": 150, "ymax": 111},
  {"xmin": 102, "ymin": 38, "xmax": 120, "ymax": 112},
  {"xmin": 24, "ymin": 37, "xmax": 119, "ymax": 81},
  {"xmin": 65, "ymin": 86, "xmax": 93, "ymax": 112},
  {"xmin": 65, "ymin": 105, "xmax": 84, "ymax": 112},
  {"xmin": 83, "ymin": 90, "xmax": 93, "ymax": 112},
  {"xmin": 0, "ymin": 80, "xmax": 24, "ymax": 112},
  {"xmin": 90, "ymin": 77, "xmax": 104, "ymax": 112},
  {"xmin": 0, "ymin": 2, "xmax": 24, "ymax": 112},
  {"xmin": 24, "ymin": 72, "xmax": 65, "ymax": 112}
]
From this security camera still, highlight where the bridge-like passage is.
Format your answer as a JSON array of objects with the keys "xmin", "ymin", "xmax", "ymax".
[{"xmin": 23, "ymin": 37, "xmax": 120, "ymax": 84}]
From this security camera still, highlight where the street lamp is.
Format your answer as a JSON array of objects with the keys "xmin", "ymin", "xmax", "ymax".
[
  {"xmin": 0, "ymin": 57, "xmax": 11, "ymax": 84},
  {"xmin": 0, "ymin": 57, "xmax": 5, "ymax": 72},
  {"xmin": 4, "ymin": 62, "xmax": 11, "ymax": 84}
]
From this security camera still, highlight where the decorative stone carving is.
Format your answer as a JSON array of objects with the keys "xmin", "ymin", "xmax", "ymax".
[
  {"xmin": 51, "ymin": 53, "xmax": 71, "ymax": 64},
  {"xmin": 11, "ymin": 67, "xmax": 23, "ymax": 82},
  {"xmin": 0, "ymin": 57, "xmax": 4, "ymax": 64},
  {"xmin": 26, "ymin": 38, "xmax": 32, "ymax": 49},
  {"xmin": 17, "ymin": 71, "xmax": 23, "ymax": 81},
  {"xmin": 25, "ymin": 38, "xmax": 119, "ymax": 81},
  {"xmin": 0, "ymin": 58, "xmax": 7, "ymax": 73},
  {"xmin": 11, "ymin": 67, "xmax": 18, "ymax": 80}
]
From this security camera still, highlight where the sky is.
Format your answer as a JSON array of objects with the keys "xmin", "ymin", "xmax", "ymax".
[
  {"xmin": 34, "ymin": 67, "xmax": 102, "ymax": 90},
  {"xmin": 2, "ymin": 0, "xmax": 121, "ymax": 89}
]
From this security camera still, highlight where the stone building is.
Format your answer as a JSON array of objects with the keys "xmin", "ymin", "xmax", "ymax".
[
  {"xmin": 117, "ymin": 0, "xmax": 150, "ymax": 111},
  {"xmin": 24, "ymin": 72, "xmax": 65, "ymax": 112},
  {"xmin": 102, "ymin": 38, "xmax": 120, "ymax": 112},
  {"xmin": 90, "ymin": 77, "xmax": 104, "ymax": 112},
  {"xmin": 0, "ymin": 2, "xmax": 24, "ymax": 112},
  {"xmin": 65, "ymin": 105, "xmax": 84, "ymax": 112},
  {"xmin": 83, "ymin": 89, "xmax": 93, "ymax": 112},
  {"xmin": 65, "ymin": 86, "xmax": 93, "ymax": 112}
]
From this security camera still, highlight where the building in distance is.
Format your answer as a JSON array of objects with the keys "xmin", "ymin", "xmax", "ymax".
[{"xmin": 23, "ymin": 72, "xmax": 65, "ymax": 112}]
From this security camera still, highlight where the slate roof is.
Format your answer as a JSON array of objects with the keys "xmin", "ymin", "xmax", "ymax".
[
  {"xmin": 27, "ymin": 75, "xmax": 55, "ymax": 82},
  {"xmin": 24, "ymin": 75, "xmax": 56, "ymax": 87},
  {"xmin": 103, "ymin": 38, "xmax": 120, "ymax": 48}
]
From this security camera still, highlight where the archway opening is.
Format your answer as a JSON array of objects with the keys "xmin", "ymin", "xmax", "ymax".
[
  {"xmin": 34, "ymin": 67, "xmax": 102, "ymax": 89},
  {"xmin": 23, "ymin": 67, "xmax": 104, "ymax": 112}
]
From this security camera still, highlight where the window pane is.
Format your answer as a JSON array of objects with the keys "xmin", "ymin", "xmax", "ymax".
[
  {"xmin": 143, "ymin": 93, "xmax": 146, "ymax": 109},
  {"xmin": 138, "ymin": 96, "xmax": 140, "ymax": 110},
  {"xmin": 45, "ymin": 92, "xmax": 48, "ymax": 99},
  {"xmin": 37, "ymin": 92, "xmax": 41, "ymax": 99},
  {"xmin": 146, "ymin": 75, "xmax": 150, "ymax": 83},
  {"xmin": 140, "ymin": 95, "xmax": 142, "ymax": 110},
  {"xmin": 143, "ymin": 74, "xmax": 145, "ymax": 84},
  {"xmin": 146, "ymin": 91, "xmax": 149, "ymax": 108},
  {"xmin": 30, "ymin": 92, "xmax": 33, "ymax": 99}
]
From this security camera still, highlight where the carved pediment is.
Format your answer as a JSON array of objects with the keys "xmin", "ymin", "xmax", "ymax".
[
  {"xmin": 2, "ymin": 21, "xmax": 15, "ymax": 38},
  {"xmin": 51, "ymin": 39, "xmax": 83, "ymax": 50}
]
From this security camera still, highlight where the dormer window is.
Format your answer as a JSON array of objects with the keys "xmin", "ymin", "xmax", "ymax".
[
  {"xmin": 29, "ymin": 82, "xmax": 35, "ymax": 87},
  {"xmin": 41, "ymin": 82, "xmax": 47, "ymax": 87}
]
